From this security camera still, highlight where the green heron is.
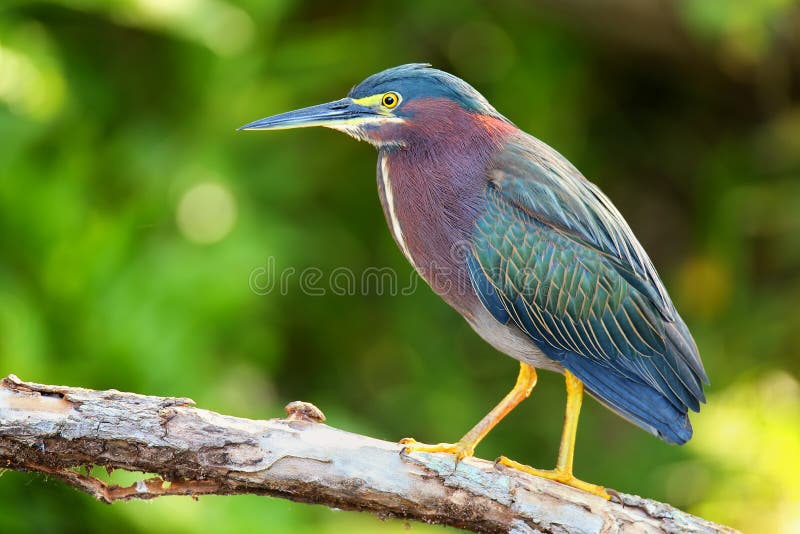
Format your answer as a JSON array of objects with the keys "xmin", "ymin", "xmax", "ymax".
[{"xmin": 240, "ymin": 64, "xmax": 708, "ymax": 499}]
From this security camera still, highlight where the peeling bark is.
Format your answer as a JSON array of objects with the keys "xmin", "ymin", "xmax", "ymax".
[{"xmin": 0, "ymin": 375, "xmax": 736, "ymax": 534}]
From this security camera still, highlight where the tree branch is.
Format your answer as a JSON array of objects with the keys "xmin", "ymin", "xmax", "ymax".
[{"xmin": 0, "ymin": 375, "xmax": 736, "ymax": 534}]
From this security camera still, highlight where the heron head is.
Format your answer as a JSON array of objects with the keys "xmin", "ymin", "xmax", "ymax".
[{"xmin": 239, "ymin": 63, "xmax": 508, "ymax": 147}]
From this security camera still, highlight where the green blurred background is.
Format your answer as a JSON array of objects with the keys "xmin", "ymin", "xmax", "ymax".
[{"xmin": 1, "ymin": 1, "xmax": 799, "ymax": 532}]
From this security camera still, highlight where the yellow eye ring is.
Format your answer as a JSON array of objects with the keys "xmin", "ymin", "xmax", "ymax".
[{"xmin": 381, "ymin": 92, "xmax": 400, "ymax": 109}]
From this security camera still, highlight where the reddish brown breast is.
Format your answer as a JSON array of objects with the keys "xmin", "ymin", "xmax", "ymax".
[{"xmin": 374, "ymin": 98, "xmax": 517, "ymax": 318}]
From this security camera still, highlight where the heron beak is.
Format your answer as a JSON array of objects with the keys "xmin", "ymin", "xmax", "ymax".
[{"xmin": 238, "ymin": 98, "xmax": 382, "ymax": 131}]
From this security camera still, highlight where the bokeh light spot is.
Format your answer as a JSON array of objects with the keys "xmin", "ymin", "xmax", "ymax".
[
  {"xmin": 0, "ymin": 24, "xmax": 66, "ymax": 120},
  {"xmin": 688, "ymin": 372, "xmax": 800, "ymax": 533},
  {"xmin": 677, "ymin": 255, "xmax": 732, "ymax": 319},
  {"xmin": 176, "ymin": 182, "xmax": 238, "ymax": 244},
  {"xmin": 125, "ymin": 0, "xmax": 254, "ymax": 56}
]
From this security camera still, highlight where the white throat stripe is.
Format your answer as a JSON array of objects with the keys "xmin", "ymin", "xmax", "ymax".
[{"xmin": 381, "ymin": 155, "xmax": 413, "ymax": 263}]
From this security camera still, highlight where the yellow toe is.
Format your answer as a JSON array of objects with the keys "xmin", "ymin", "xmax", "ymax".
[
  {"xmin": 496, "ymin": 456, "xmax": 609, "ymax": 500},
  {"xmin": 400, "ymin": 438, "xmax": 475, "ymax": 461}
]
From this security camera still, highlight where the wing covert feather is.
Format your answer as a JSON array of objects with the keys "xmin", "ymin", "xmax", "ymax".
[{"xmin": 468, "ymin": 137, "xmax": 708, "ymax": 443}]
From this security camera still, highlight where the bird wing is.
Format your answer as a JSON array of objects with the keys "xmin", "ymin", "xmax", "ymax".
[{"xmin": 468, "ymin": 135, "xmax": 708, "ymax": 444}]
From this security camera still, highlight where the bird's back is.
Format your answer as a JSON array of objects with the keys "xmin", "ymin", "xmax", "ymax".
[{"xmin": 467, "ymin": 131, "xmax": 708, "ymax": 444}]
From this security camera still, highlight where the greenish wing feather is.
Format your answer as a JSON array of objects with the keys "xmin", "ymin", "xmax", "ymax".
[
  {"xmin": 470, "ymin": 136, "xmax": 708, "ymax": 442},
  {"xmin": 488, "ymin": 139, "xmax": 676, "ymax": 320}
]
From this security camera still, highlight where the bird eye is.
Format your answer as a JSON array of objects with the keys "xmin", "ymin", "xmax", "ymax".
[{"xmin": 381, "ymin": 92, "xmax": 400, "ymax": 109}]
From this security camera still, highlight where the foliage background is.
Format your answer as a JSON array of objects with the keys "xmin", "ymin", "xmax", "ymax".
[{"xmin": 1, "ymin": 1, "xmax": 799, "ymax": 532}]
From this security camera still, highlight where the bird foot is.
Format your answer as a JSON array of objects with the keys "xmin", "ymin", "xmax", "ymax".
[
  {"xmin": 399, "ymin": 438, "xmax": 475, "ymax": 462},
  {"xmin": 496, "ymin": 456, "xmax": 610, "ymax": 500}
]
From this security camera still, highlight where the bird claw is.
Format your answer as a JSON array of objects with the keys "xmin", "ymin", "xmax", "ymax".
[
  {"xmin": 495, "ymin": 455, "xmax": 610, "ymax": 500},
  {"xmin": 398, "ymin": 438, "xmax": 474, "ymax": 462}
]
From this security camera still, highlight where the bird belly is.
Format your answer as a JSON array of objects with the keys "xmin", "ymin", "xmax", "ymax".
[{"xmin": 466, "ymin": 304, "xmax": 563, "ymax": 373}]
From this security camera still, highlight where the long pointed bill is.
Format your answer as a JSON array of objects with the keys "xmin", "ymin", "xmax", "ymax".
[{"xmin": 238, "ymin": 98, "xmax": 383, "ymax": 131}]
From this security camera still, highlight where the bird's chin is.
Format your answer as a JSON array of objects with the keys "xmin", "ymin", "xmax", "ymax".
[
  {"xmin": 326, "ymin": 123, "xmax": 372, "ymax": 143},
  {"xmin": 326, "ymin": 119, "xmax": 406, "ymax": 148}
]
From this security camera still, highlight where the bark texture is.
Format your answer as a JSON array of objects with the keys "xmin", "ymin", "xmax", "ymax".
[{"xmin": 0, "ymin": 375, "xmax": 737, "ymax": 534}]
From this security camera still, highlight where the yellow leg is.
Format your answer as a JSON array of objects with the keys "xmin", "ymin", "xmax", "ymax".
[
  {"xmin": 401, "ymin": 362, "xmax": 537, "ymax": 461},
  {"xmin": 497, "ymin": 370, "xmax": 609, "ymax": 499}
]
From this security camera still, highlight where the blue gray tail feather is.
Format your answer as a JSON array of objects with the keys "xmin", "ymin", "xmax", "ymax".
[{"xmin": 560, "ymin": 351, "xmax": 693, "ymax": 445}]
